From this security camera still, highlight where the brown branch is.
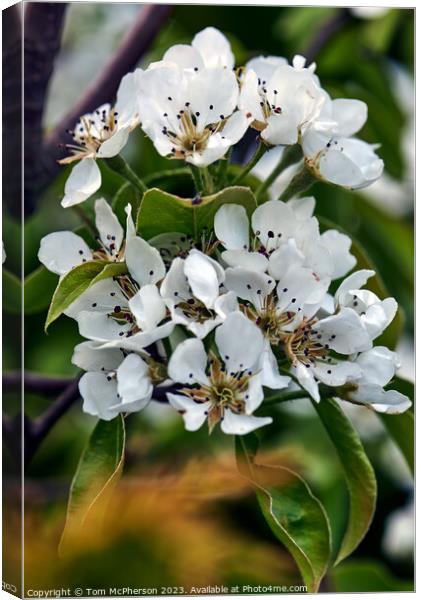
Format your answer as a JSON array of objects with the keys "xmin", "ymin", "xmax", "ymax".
[
  {"xmin": 2, "ymin": 3, "xmax": 22, "ymax": 217},
  {"xmin": 24, "ymin": 2, "xmax": 69, "ymax": 214},
  {"xmin": 26, "ymin": 378, "xmax": 81, "ymax": 464},
  {"xmin": 3, "ymin": 370, "xmax": 74, "ymax": 397},
  {"xmin": 42, "ymin": 4, "xmax": 173, "ymax": 180}
]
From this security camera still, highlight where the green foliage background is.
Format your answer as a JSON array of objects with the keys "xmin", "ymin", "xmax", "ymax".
[{"xmin": 2, "ymin": 4, "xmax": 414, "ymax": 594}]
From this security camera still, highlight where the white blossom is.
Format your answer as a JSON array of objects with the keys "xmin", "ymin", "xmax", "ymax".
[
  {"xmin": 335, "ymin": 269, "xmax": 398, "ymax": 346},
  {"xmin": 59, "ymin": 70, "xmax": 142, "ymax": 207},
  {"xmin": 73, "ymin": 341, "xmax": 153, "ymax": 420},
  {"xmin": 65, "ymin": 234, "xmax": 174, "ymax": 351},
  {"xmin": 239, "ymin": 54, "xmax": 327, "ymax": 146},
  {"xmin": 214, "ymin": 200, "xmax": 355, "ymax": 281},
  {"xmin": 160, "ymin": 249, "xmax": 238, "ymax": 338},
  {"xmin": 345, "ymin": 346, "xmax": 411, "ymax": 414},
  {"xmin": 302, "ymin": 97, "xmax": 384, "ymax": 189},
  {"xmin": 137, "ymin": 60, "xmax": 250, "ymax": 167},
  {"xmin": 167, "ymin": 312, "xmax": 281, "ymax": 435},
  {"xmin": 38, "ymin": 200, "xmax": 135, "ymax": 276}
]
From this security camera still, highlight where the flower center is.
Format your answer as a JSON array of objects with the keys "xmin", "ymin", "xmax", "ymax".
[
  {"xmin": 59, "ymin": 106, "xmax": 119, "ymax": 163},
  {"xmin": 162, "ymin": 108, "xmax": 225, "ymax": 159},
  {"xmin": 242, "ymin": 294, "xmax": 296, "ymax": 345},
  {"xmin": 180, "ymin": 353, "xmax": 250, "ymax": 432},
  {"xmin": 285, "ymin": 318, "xmax": 329, "ymax": 368}
]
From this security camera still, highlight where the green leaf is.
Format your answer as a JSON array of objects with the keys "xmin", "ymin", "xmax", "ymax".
[
  {"xmin": 332, "ymin": 560, "xmax": 413, "ymax": 593},
  {"xmin": 379, "ymin": 376, "xmax": 414, "ymax": 475},
  {"xmin": 312, "ymin": 398, "xmax": 377, "ymax": 565},
  {"xmin": 112, "ymin": 181, "xmax": 141, "ymax": 227},
  {"xmin": 45, "ymin": 261, "xmax": 127, "ymax": 331},
  {"xmin": 236, "ymin": 434, "xmax": 331, "ymax": 592},
  {"xmin": 2, "ymin": 269, "xmax": 21, "ymax": 314},
  {"xmin": 59, "ymin": 415, "xmax": 125, "ymax": 556},
  {"xmin": 24, "ymin": 266, "xmax": 58, "ymax": 315},
  {"xmin": 136, "ymin": 186, "xmax": 257, "ymax": 241}
]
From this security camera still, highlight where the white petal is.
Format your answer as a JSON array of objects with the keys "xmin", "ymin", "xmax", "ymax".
[
  {"xmin": 268, "ymin": 238, "xmax": 305, "ymax": 280},
  {"xmin": 78, "ymin": 310, "xmax": 131, "ymax": 341},
  {"xmin": 319, "ymin": 138, "xmax": 384, "ymax": 189},
  {"xmin": 293, "ymin": 362, "xmax": 320, "ymax": 401},
  {"xmin": 79, "ymin": 372, "xmax": 120, "ymax": 421},
  {"xmin": 167, "ymin": 393, "xmax": 210, "ymax": 431},
  {"xmin": 221, "ymin": 249, "xmax": 268, "ymax": 272},
  {"xmin": 221, "ymin": 410, "xmax": 272, "ymax": 435},
  {"xmin": 276, "ymin": 267, "xmax": 329, "ymax": 314},
  {"xmin": 129, "ymin": 284, "xmax": 167, "ymax": 331},
  {"xmin": 361, "ymin": 298, "xmax": 397, "ymax": 341},
  {"xmin": 163, "ymin": 44, "xmax": 204, "ymax": 70},
  {"xmin": 239, "ymin": 69, "xmax": 264, "ymax": 121},
  {"xmin": 355, "ymin": 346, "xmax": 400, "ymax": 387},
  {"xmin": 225, "ymin": 267, "xmax": 275, "ymax": 308},
  {"xmin": 243, "ymin": 374, "xmax": 265, "ymax": 413},
  {"xmin": 187, "ymin": 317, "xmax": 222, "ymax": 339},
  {"xmin": 184, "ymin": 250, "xmax": 222, "ymax": 309},
  {"xmin": 350, "ymin": 384, "xmax": 411, "ymax": 414},
  {"xmin": 160, "ymin": 257, "xmax": 191, "ymax": 302},
  {"xmin": 215, "ymin": 312, "xmax": 264, "ymax": 374},
  {"xmin": 246, "ymin": 55, "xmax": 288, "ymax": 84},
  {"xmin": 114, "ymin": 69, "xmax": 143, "ymax": 128},
  {"xmin": 38, "ymin": 231, "xmax": 92, "ymax": 275},
  {"xmin": 65, "ymin": 278, "xmax": 128, "ymax": 319},
  {"xmin": 315, "ymin": 307, "xmax": 371, "ymax": 354},
  {"xmin": 95, "ymin": 198, "xmax": 124, "ymax": 255},
  {"xmin": 168, "ymin": 338, "xmax": 209, "ymax": 386},
  {"xmin": 312, "ymin": 360, "xmax": 362, "ymax": 387},
  {"xmin": 287, "ymin": 196, "xmax": 315, "ymax": 220},
  {"xmin": 214, "ymin": 204, "xmax": 249, "ymax": 251},
  {"xmin": 251, "ymin": 200, "xmax": 298, "ymax": 248},
  {"xmin": 331, "ymin": 98, "xmax": 367, "ymax": 137},
  {"xmin": 97, "ymin": 127, "xmax": 130, "ymax": 158},
  {"xmin": 116, "ymin": 353, "xmax": 152, "ymax": 409},
  {"xmin": 335, "ymin": 269, "xmax": 375, "ymax": 307},
  {"xmin": 72, "ymin": 340, "xmax": 123, "ymax": 372},
  {"xmin": 102, "ymin": 321, "xmax": 174, "ymax": 352},
  {"xmin": 125, "ymin": 237, "xmax": 165, "ymax": 286},
  {"xmin": 61, "ymin": 158, "xmax": 102, "ymax": 207},
  {"xmin": 321, "ymin": 229, "xmax": 356, "ymax": 279},
  {"xmin": 125, "ymin": 204, "xmax": 136, "ymax": 243},
  {"xmin": 214, "ymin": 291, "xmax": 239, "ymax": 319},
  {"xmin": 192, "ymin": 27, "xmax": 235, "ymax": 69},
  {"xmin": 257, "ymin": 342, "xmax": 291, "ymax": 390},
  {"xmin": 261, "ymin": 111, "xmax": 300, "ymax": 145}
]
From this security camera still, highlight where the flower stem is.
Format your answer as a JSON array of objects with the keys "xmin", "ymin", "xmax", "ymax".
[
  {"xmin": 202, "ymin": 166, "xmax": 214, "ymax": 195},
  {"xmin": 144, "ymin": 167, "xmax": 190, "ymax": 186},
  {"xmin": 255, "ymin": 144, "xmax": 303, "ymax": 203},
  {"xmin": 189, "ymin": 164, "xmax": 204, "ymax": 196},
  {"xmin": 279, "ymin": 166, "xmax": 315, "ymax": 201},
  {"xmin": 231, "ymin": 141, "xmax": 267, "ymax": 186},
  {"xmin": 217, "ymin": 147, "xmax": 232, "ymax": 189},
  {"xmin": 105, "ymin": 155, "xmax": 147, "ymax": 195},
  {"xmin": 71, "ymin": 205, "xmax": 97, "ymax": 237},
  {"xmin": 263, "ymin": 390, "xmax": 310, "ymax": 406}
]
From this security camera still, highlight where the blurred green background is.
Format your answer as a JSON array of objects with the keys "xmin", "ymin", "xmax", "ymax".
[{"xmin": 2, "ymin": 3, "xmax": 414, "ymax": 594}]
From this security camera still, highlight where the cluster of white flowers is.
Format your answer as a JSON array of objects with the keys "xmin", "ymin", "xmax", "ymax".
[
  {"xmin": 39, "ymin": 27, "xmax": 410, "ymax": 435},
  {"xmin": 59, "ymin": 27, "xmax": 384, "ymax": 207}
]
